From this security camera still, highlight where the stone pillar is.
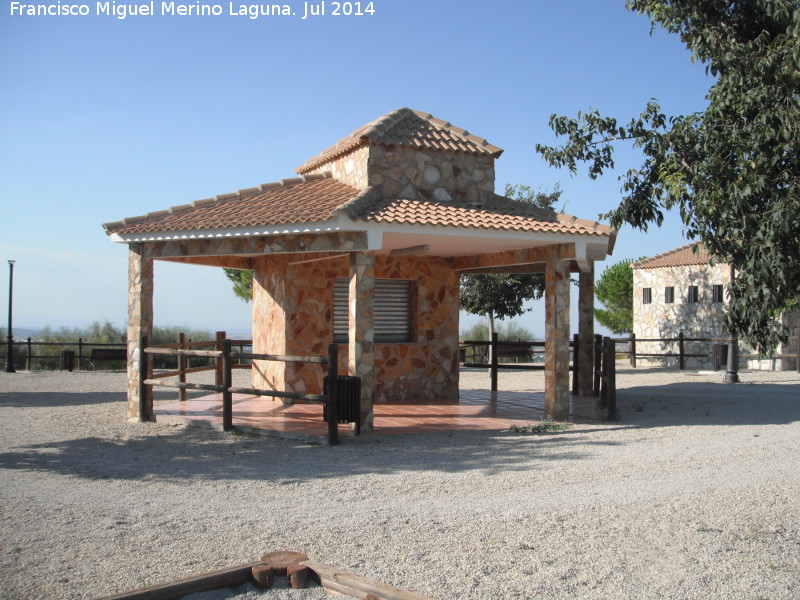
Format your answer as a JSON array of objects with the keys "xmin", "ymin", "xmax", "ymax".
[
  {"xmin": 252, "ymin": 255, "xmax": 288, "ymax": 392},
  {"xmin": 349, "ymin": 251, "xmax": 375, "ymax": 430},
  {"xmin": 544, "ymin": 250, "xmax": 570, "ymax": 420},
  {"xmin": 577, "ymin": 264, "xmax": 595, "ymax": 396},
  {"xmin": 127, "ymin": 243, "xmax": 154, "ymax": 421}
]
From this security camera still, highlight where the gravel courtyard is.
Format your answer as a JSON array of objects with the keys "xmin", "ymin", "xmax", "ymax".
[{"xmin": 0, "ymin": 366, "xmax": 798, "ymax": 599}]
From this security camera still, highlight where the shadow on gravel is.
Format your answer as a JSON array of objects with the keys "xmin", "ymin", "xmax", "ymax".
[
  {"xmin": 616, "ymin": 380, "xmax": 799, "ymax": 428},
  {"xmin": 0, "ymin": 389, "xmax": 210, "ymax": 408},
  {"xmin": 0, "ymin": 392, "xmax": 127, "ymax": 408},
  {"xmin": 0, "ymin": 425, "xmax": 619, "ymax": 483}
]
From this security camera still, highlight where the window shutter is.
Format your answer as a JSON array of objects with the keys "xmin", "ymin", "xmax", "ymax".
[
  {"xmin": 375, "ymin": 280, "xmax": 412, "ymax": 342},
  {"xmin": 333, "ymin": 279, "xmax": 349, "ymax": 343},
  {"xmin": 333, "ymin": 279, "xmax": 412, "ymax": 343}
]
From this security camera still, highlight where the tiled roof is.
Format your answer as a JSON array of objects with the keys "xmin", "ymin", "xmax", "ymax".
[
  {"xmin": 296, "ymin": 108, "xmax": 504, "ymax": 174},
  {"xmin": 345, "ymin": 193, "xmax": 613, "ymax": 237},
  {"xmin": 104, "ymin": 175, "xmax": 612, "ymax": 239},
  {"xmin": 102, "ymin": 173, "xmax": 359, "ymax": 235},
  {"xmin": 631, "ymin": 243, "xmax": 716, "ymax": 269}
]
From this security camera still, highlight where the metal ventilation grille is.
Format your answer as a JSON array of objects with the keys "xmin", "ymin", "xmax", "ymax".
[{"xmin": 333, "ymin": 278, "xmax": 412, "ymax": 343}]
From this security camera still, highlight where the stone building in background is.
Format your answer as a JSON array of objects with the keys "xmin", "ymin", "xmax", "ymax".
[{"xmin": 632, "ymin": 243, "xmax": 798, "ymax": 371}]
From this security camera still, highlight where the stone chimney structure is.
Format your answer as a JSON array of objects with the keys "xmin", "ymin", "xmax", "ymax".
[{"xmin": 295, "ymin": 107, "xmax": 503, "ymax": 206}]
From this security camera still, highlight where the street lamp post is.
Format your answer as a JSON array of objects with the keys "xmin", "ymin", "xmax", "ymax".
[{"xmin": 4, "ymin": 260, "xmax": 15, "ymax": 373}]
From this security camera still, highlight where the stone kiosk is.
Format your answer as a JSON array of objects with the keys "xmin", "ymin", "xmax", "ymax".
[{"xmin": 104, "ymin": 108, "xmax": 616, "ymax": 429}]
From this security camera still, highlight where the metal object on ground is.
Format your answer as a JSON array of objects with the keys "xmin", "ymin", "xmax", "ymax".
[{"xmin": 324, "ymin": 374, "xmax": 362, "ymax": 435}]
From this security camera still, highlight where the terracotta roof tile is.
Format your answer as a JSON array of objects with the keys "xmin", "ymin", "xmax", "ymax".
[
  {"xmin": 352, "ymin": 194, "xmax": 612, "ymax": 237},
  {"xmin": 103, "ymin": 173, "xmax": 359, "ymax": 235},
  {"xmin": 631, "ymin": 243, "xmax": 715, "ymax": 269},
  {"xmin": 296, "ymin": 108, "xmax": 504, "ymax": 174}
]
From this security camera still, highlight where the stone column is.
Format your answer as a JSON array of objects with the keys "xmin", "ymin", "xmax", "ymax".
[
  {"xmin": 349, "ymin": 251, "xmax": 375, "ymax": 430},
  {"xmin": 544, "ymin": 250, "xmax": 570, "ymax": 420},
  {"xmin": 577, "ymin": 264, "xmax": 595, "ymax": 396},
  {"xmin": 252, "ymin": 255, "xmax": 288, "ymax": 392},
  {"xmin": 127, "ymin": 243, "xmax": 154, "ymax": 422}
]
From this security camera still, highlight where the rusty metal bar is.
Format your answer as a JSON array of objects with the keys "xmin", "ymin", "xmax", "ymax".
[{"xmin": 232, "ymin": 351, "xmax": 327, "ymax": 364}]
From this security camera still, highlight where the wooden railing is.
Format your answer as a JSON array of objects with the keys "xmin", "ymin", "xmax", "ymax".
[
  {"xmin": 0, "ymin": 331, "xmax": 251, "ymax": 372},
  {"xmin": 139, "ymin": 336, "xmax": 345, "ymax": 445},
  {"xmin": 618, "ymin": 331, "xmax": 799, "ymax": 372},
  {"xmin": 0, "ymin": 338, "xmax": 126, "ymax": 370},
  {"xmin": 460, "ymin": 333, "xmax": 617, "ymax": 417}
]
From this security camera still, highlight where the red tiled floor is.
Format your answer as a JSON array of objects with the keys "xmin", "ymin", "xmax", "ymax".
[{"xmin": 155, "ymin": 389, "xmax": 598, "ymax": 440}]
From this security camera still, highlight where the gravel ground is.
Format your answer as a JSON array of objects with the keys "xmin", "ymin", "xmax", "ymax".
[{"xmin": 0, "ymin": 366, "xmax": 798, "ymax": 600}]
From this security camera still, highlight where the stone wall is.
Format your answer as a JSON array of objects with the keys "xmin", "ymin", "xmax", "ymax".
[
  {"xmin": 632, "ymin": 264, "xmax": 798, "ymax": 370},
  {"xmin": 251, "ymin": 252, "xmax": 460, "ymax": 404},
  {"xmin": 309, "ymin": 144, "xmax": 496, "ymax": 205},
  {"xmin": 309, "ymin": 144, "xmax": 370, "ymax": 191},
  {"xmin": 633, "ymin": 263, "xmax": 730, "ymax": 370}
]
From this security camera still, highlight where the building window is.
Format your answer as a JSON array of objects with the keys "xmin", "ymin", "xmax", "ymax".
[
  {"xmin": 642, "ymin": 287, "xmax": 652, "ymax": 304},
  {"xmin": 687, "ymin": 285, "xmax": 699, "ymax": 304},
  {"xmin": 665, "ymin": 286, "xmax": 675, "ymax": 304},
  {"xmin": 333, "ymin": 278, "xmax": 413, "ymax": 343},
  {"xmin": 712, "ymin": 284, "xmax": 724, "ymax": 303}
]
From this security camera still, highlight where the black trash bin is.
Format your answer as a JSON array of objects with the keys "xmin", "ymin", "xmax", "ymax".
[
  {"xmin": 60, "ymin": 350, "xmax": 76, "ymax": 372},
  {"xmin": 323, "ymin": 375, "xmax": 361, "ymax": 435}
]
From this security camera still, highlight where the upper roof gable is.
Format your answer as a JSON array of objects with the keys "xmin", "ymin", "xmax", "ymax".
[{"xmin": 295, "ymin": 108, "xmax": 503, "ymax": 174}]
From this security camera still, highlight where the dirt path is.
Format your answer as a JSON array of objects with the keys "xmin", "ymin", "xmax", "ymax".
[{"xmin": 0, "ymin": 367, "xmax": 798, "ymax": 599}]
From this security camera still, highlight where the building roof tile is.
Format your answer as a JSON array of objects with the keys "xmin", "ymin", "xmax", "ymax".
[
  {"xmin": 103, "ymin": 173, "xmax": 358, "ymax": 235},
  {"xmin": 296, "ymin": 108, "xmax": 503, "ymax": 174},
  {"xmin": 631, "ymin": 243, "xmax": 716, "ymax": 269},
  {"xmin": 103, "ymin": 176, "xmax": 612, "ymax": 239},
  {"xmin": 347, "ymin": 193, "xmax": 613, "ymax": 236}
]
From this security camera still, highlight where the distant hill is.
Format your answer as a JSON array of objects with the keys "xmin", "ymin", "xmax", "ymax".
[{"xmin": 8, "ymin": 328, "xmax": 40, "ymax": 340}]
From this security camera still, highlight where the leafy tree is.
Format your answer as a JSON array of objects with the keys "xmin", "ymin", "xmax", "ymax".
[
  {"xmin": 594, "ymin": 259, "xmax": 641, "ymax": 334},
  {"xmin": 460, "ymin": 320, "xmax": 535, "ymax": 342},
  {"xmin": 223, "ymin": 268, "xmax": 253, "ymax": 302},
  {"xmin": 535, "ymin": 0, "xmax": 799, "ymax": 354},
  {"xmin": 460, "ymin": 184, "xmax": 562, "ymax": 339}
]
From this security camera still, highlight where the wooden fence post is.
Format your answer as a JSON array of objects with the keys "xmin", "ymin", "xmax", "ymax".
[
  {"xmin": 215, "ymin": 331, "xmax": 225, "ymax": 387},
  {"xmin": 327, "ymin": 344, "xmax": 339, "ymax": 446},
  {"xmin": 593, "ymin": 333, "xmax": 602, "ymax": 397},
  {"xmin": 606, "ymin": 338, "xmax": 616, "ymax": 417},
  {"xmin": 78, "ymin": 337, "xmax": 84, "ymax": 371},
  {"xmin": 139, "ymin": 335, "xmax": 151, "ymax": 422},
  {"xmin": 490, "ymin": 332, "xmax": 498, "ymax": 392},
  {"xmin": 26, "ymin": 337, "xmax": 32, "ymax": 371},
  {"xmin": 599, "ymin": 336, "xmax": 610, "ymax": 408},
  {"xmin": 572, "ymin": 334, "xmax": 579, "ymax": 395},
  {"xmin": 678, "ymin": 332, "xmax": 685, "ymax": 370},
  {"xmin": 222, "ymin": 339, "xmax": 233, "ymax": 432},
  {"xmin": 178, "ymin": 332, "xmax": 187, "ymax": 402},
  {"xmin": 629, "ymin": 333, "xmax": 636, "ymax": 368}
]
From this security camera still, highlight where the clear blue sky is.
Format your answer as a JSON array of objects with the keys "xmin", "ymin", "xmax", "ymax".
[{"xmin": 0, "ymin": 0, "xmax": 711, "ymax": 338}]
